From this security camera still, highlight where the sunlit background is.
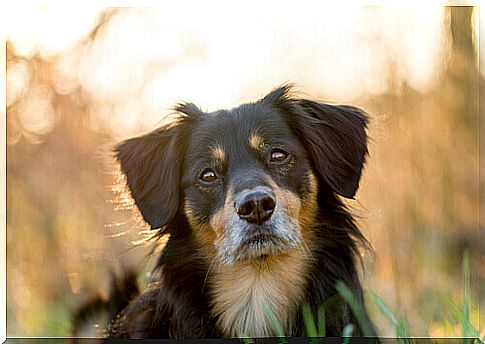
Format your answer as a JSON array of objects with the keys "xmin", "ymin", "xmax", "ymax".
[{"xmin": 5, "ymin": 4, "xmax": 484, "ymax": 338}]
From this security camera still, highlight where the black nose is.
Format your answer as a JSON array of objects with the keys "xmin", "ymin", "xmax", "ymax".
[{"xmin": 236, "ymin": 189, "xmax": 276, "ymax": 225}]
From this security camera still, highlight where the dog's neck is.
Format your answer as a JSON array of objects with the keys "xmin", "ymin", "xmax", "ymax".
[{"xmin": 209, "ymin": 248, "xmax": 309, "ymax": 338}]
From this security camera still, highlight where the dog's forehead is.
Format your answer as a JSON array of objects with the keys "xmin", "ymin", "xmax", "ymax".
[{"xmin": 189, "ymin": 105, "xmax": 294, "ymax": 153}]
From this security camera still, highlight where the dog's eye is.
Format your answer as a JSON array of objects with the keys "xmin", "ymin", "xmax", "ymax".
[
  {"xmin": 199, "ymin": 168, "xmax": 218, "ymax": 183},
  {"xmin": 269, "ymin": 148, "xmax": 289, "ymax": 163}
]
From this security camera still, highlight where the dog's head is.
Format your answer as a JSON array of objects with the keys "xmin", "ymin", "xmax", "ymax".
[{"xmin": 116, "ymin": 85, "xmax": 368, "ymax": 266}]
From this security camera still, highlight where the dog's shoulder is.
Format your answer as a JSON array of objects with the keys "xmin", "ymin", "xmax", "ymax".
[{"xmin": 109, "ymin": 275, "xmax": 221, "ymax": 339}]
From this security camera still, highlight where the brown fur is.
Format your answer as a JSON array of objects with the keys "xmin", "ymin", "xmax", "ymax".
[
  {"xmin": 249, "ymin": 133, "xmax": 264, "ymax": 151},
  {"xmin": 211, "ymin": 145, "xmax": 226, "ymax": 162}
]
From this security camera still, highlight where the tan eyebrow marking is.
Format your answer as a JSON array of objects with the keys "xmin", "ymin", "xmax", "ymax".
[
  {"xmin": 211, "ymin": 145, "xmax": 225, "ymax": 162},
  {"xmin": 249, "ymin": 133, "xmax": 264, "ymax": 151}
]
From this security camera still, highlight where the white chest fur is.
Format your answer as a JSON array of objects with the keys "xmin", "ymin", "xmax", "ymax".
[{"xmin": 209, "ymin": 251, "xmax": 308, "ymax": 338}]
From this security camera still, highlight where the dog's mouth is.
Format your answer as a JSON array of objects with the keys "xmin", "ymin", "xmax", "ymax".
[{"xmin": 234, "ymin": 233, "xmax": 294, "ymax": 261}]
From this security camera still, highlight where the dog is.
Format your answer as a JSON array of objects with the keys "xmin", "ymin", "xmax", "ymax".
[{"xmin": 75, "ymin": 85, "xmax": 376, "ymax": 339}]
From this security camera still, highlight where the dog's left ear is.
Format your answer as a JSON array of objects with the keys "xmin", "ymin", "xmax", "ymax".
[
  {"xmin": 115, "ymin": 121, "xmax": 185, "ymax": 229},
  {"xmin": 293, "ymin": 99, "xmax": 368, "ymax": 198},
  {"xmin": 264, "ymin": 86, "xmax": 368, "ymax": 198}
]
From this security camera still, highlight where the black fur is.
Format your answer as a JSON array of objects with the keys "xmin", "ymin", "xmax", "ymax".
[
  {"xmin": 114, "ymin": 116, "xmax": 194, "ymax": 230},
  {"xmin": 84, "ymin": 85, "xmax": 376, "ymax": 339},
  {"xmin": 71, "ymin": 268, "xmax": 139, "ymax": 337}
]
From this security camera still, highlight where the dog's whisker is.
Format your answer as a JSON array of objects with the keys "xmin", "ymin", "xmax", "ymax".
[
  {"xmin": 300, "ymin": 237, "xmax": 315, "ymax": 263},
  {"xmin": 201, "ymin": 251, "xmax": 219, "ymax": 295}
]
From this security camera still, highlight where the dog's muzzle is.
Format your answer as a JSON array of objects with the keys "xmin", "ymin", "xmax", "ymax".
[{"xmin": 225, "ymin": 186, "xmax": 296, "ymax": 262}]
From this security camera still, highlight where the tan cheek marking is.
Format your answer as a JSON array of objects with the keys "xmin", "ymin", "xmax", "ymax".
[
  {"xmin": 184, "ymin": 199, "xmax": 198, "ymax": 228},
  {"xmin": 223, "ymin": 188, "xmax": 235, "ymax": 222},
  {"xmin": 299, "ymin": 171, "xmax": 319, "ymax": 242},
  {"xmin": 301, "ymin": 172, "xmax": 318, "ymax": 217},
  {"xmin": 209, "ymin": 208, "xmax": 225, "ymax": 235},
  {"xmin": 185, "ymin": 199, "xmax": 217, "ymax": 257},
  {"xmin": 265, "ymin": 173, "xmax": 319, "ymax": 244},
  {"xmin": 265, "ymin": 176, "xmax": 301, "ymax": 220},
  {"xmin": 249, "ymin": 133, "xmax": 263, "ymax": 151},
  {"xmin": 279, "ymin": 189, "xmax": 301, "ymax": 220},
  {"xmin": 189, "ymin": 188, "xmax": 235, "ymax": 258},
  {"xmin": 307, "ymin": 170, "xmax": 318, "ymax": 197},
  {"xmin": 211, "ymin": 145, "xmax": 225, "ymax": 162}
]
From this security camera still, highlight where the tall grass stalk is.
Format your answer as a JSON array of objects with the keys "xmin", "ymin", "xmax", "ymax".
[
  {"xmin": 371, "ymin": 290, "xmax": 412, "ymax": 339},
  {"xmin": 342, "ymin": 323, "xmax": 354, "ymax": 344},
  {"xmin": 462, "ymin": 250, "xmax": 471, "ymax": 341},
  {"xmin": 317, "ymin": 305, "xmax": 326, "ymax": 337},
  {"xmin": 335, "ymin": 281, "xmax": 374, "ymax": 337},
  {"xmin": 302, "ymin": 304, "xmax": 327, "ymax": 343},
  {"xmin": 263, "ymin": 302, "xmax": 287, "ymax": 343},
  {"xmin": 303, "ymin": 304, "xmax": 318, "ymax": 337}
]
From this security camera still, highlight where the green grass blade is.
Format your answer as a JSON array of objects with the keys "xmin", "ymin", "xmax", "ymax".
[
  {"xmin": 396, "ymin": 315, "xmax": 414, "ymax": 343},
  {"xmin": 317, "ymin": 304, "xmax": 326, "ymax": 337},
  {"xmin": 263, "ymin": 302, "xmax": 286, "ymax": 343},
  {"xmin": 450, "ymin": 300, "xmax": 464, "ymax": 324},
  {"xmin": 463, "ymin": 250, "xmax": 470, "ymax": 340},
  {"xmin": 449, "ymin": 298, "xmax": 479, "ymax": 338},
  {"xmin": 239, "ymin": 335, "xmax": 254, "ymax": 344},
  {"xmin": 371, "ymin": 289, "xmax": 413, "ymax": 340},
  {"xmin": 371, "ymin": 290, "xmax": 398, "ymax": 327},
  {"xmin": 302, "ymin": 304, "xmax": 318, "ymax": 337},
  {"xmin": 342, "ymin": 323, "xmax": 354, "ymax": 344},
  {"xmin": 335, "ymin": 281, "xmax": 373, "ymax": 337}
]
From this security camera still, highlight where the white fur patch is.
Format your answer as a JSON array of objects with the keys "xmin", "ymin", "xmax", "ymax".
[{"xmin": 210, "ymin": 250, "xmax": 308, "ymax": 338}]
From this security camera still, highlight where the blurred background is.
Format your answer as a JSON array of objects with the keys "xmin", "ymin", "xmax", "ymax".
[{"xmin": 5, "ymin": 4, "xmax": 483, "ymax": 338}]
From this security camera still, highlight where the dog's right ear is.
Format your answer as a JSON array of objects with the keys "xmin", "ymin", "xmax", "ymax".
[
  {"xmin": 262, "ymin": 85, "xmax": 368, "ymax": 199},
  {"xmin": 115, "ymin": 120, "xmax": 186, "ymax": 230}
]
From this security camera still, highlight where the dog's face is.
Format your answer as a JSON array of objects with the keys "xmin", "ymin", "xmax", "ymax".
[
  {"xmin": 116, "ymin": 85, "xmax": 368, "ymax": 266},
  {"xmin": 182, "ymin": 105, "xmax": 318, "ymax": 264}
]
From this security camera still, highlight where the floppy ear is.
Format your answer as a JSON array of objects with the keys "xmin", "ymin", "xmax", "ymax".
[
  {"xmin": 263, "ymin": 86, "xmax": 368, "ymax": 198},
  {"xmin": 293, "ymin": 99, "xmax": 369, "ymax": 198},
  {"xmin": 261, "ymin": 84, "xmax": 368, "ymax": 198},
  {"xmin": 115, "ymin": 122, "xmax": 185, "ymax": 229}
]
